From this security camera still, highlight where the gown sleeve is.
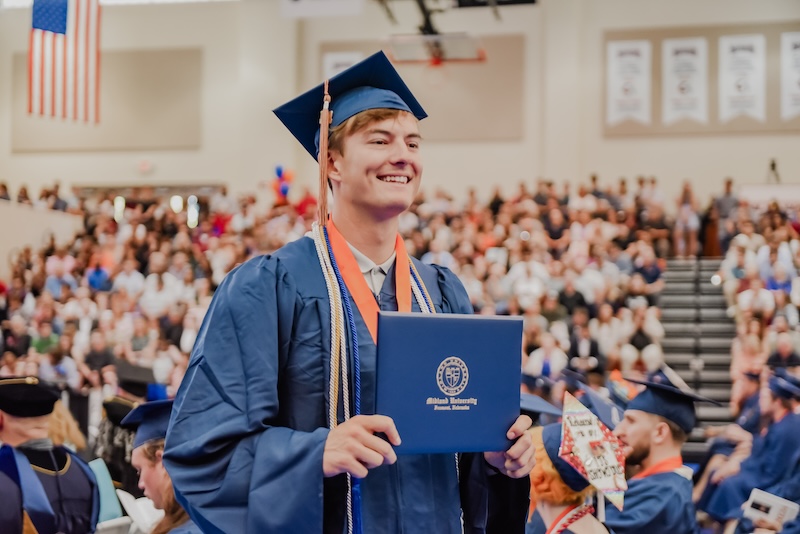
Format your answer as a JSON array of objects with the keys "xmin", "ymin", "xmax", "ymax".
[
  {"xmin": 604, "ymin": 474, "xmax": 698, "ymax": 534},
  {"xmin": 163, "ymin": 256, "xmax": 330, "ymax": 534}
]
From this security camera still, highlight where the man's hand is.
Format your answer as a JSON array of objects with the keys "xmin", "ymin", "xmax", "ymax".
[
  {"xmin": 484, "ymin": 415, "xmax": 535, "ymax": 478},
  {"xmin": 323, "ymin": 415, "xmax": 401, "ymax": 479}
]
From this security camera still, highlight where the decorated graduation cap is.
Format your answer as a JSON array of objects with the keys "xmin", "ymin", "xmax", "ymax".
[
  {"xmin": 627, "ymin": 367, "xmax": 719, "ymax": 434},
  {"xmin": 273, "ymin": 51, "xmax": 427, "ymax": 225},
  {"xmin": 120, "ymin": 399, "xmax": 174, "ymax": 449},
  {"xmin": 0, "ymin": 376, "xmax": 61, "ymax": 417},
  {"xmin": 556, "ymin": 392, "xmax": 627, "ymax": 509}
]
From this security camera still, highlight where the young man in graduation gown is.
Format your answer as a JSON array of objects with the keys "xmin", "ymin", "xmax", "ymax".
[
  {"xmin": 602, "ymin": 372, "xmax": 709, "ymax": 534},
  {"xmin": 0, "ymin": 377, "xmax": 99, "ymax": 534},
  {"xmin": 699, "ymin": 375, "xmax": 800, "ymax": 525},
  {"xmin": 163, "ymin": 52, "xmax": 535, "ymax": 534}
]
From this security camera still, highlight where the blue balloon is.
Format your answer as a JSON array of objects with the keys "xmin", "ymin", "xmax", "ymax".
[
  {"xmin": 280, "ymin": 183, "xmax": 290, "ymax": 197},
  {"xmin": 275, "ymin": 165, "xmax": 283, "ymax": 178}
]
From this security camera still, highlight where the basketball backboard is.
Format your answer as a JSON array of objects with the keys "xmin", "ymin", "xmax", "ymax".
[{"xmin": 386, "ymin": 33, "xmax": 486, "ymax": 65}]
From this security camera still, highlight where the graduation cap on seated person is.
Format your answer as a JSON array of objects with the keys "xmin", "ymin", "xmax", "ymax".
[
  {"xmin": 120, "ymin": 399, "xmax": 174, "ymax": 449},
  {"xmin": 0, "ymin": 376, "xmax": 61, "ymax": 417},
  {"xmin": 626, "ymin": 367, "xmax": 720, "ymax": 435},
  {"xmin": 768, "ymin": 374, "xmax": 800, "ymax": 400},
  {"xmin": 273, "ymin": 51, "xmax": 427, "ymax": 224}
]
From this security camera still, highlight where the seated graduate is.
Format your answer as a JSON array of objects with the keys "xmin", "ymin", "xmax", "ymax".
[
  {"xmin": 0, "ymin": 376, "xmax": 99, "ymax": 534},
  {"xmin": 693, "ymin": 370, "xmax": 762, "ymax": 502},
  {"xmin": 606, "ymin": 369, "xmax": 713, "ymax": 534},
  {"xmin": 700, "ymin": 374, "xmax": 800, "ymax": 530},
  {"xmin": 120, "ymin": 399, "xmax": 200, "ymax": 534},
  {"xmin": 163, "ymin": 51, "xmax": 535, "ymax": 533}
]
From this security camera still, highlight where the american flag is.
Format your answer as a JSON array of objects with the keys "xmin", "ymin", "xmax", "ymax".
[{"xmin": 29, "ymin": 0, "xmax": 102, "ymax": 123}]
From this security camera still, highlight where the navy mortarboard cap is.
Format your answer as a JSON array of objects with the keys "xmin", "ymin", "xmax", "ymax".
[
  {"xmin": 522, "ymin": 373, "xmax": 554, "ymax": 393},
  {"xmin": 769, "ymin": 375, "xmax": 800, "ymax": 400},
  {"xmin": 558, "ymin": 369, "xmax": 587, "ymax": 391},
  {"xmin": 521, "ymin": 393, "xmax": 562, "ymax": 419},
  {"xmin": 273, "ymin": 51, "xmax": 427, "ymax": 160},
  {"xmin": 627, "ymin": 375, "xmax": 719, "ymax": 434},
  {"xmin": 578, "ymin": 383, "xmax": 624, "ymax": 430},
  {"xmin": 0, "ymin": 377, "xmax": 61, "ymax": 417},
  {"xmin": 120, "ymin": 400, "xmax": 174, "ymax": 449},
  {"xmin": 541, "ymin": 423, "xmax": 590, "ymax": 492}
]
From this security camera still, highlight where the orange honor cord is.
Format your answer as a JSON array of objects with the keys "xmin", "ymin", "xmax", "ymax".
[{"xmin": 326, "ymin": 221, "xmax": 412, "ymax": 344}]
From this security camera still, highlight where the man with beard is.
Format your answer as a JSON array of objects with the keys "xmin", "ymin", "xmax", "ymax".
[{"xmin": 605, "ymin": 371, "xmax": 713, "ymax": 534}]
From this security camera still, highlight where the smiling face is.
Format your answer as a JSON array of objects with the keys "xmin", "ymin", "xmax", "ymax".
[{"xmin": 327, "ymin": 110, "xmax": 422, "ymax": 222}]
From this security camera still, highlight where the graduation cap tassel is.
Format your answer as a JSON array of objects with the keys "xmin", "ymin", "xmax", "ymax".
[{"xmin": 318, "ymin": 80, "xmax": 333, "ymax": 226}]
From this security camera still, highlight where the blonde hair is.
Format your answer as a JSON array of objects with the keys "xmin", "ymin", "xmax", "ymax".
[
  {"xmin": 49, "ymin": 400, "xmax": 86, "ymax": 451},
  {"xmin": 328, "ymin": 108, "xmax": 413, "ymax": 155},
  {"xmin": 140, "ymin": 439, "xmax": 191, "ymax": 534},
  {"xmin": 529, "ymin": 427, "xmax": 594, "ymax": 509}
]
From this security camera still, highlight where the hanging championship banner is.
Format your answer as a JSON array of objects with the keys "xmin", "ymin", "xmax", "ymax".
[
  {"xmin": 781, "ymin": 32, "xmax": 800, "ymax": 122},
  {"xmin": 606, "ymin": 40, "xmax": 652, "ymax": 126},
  {"xmin": 718, "ymin": 34, "xmax": 766, "ymax": 123},
  {"xmin": 662, "ymin": 37, "xmax": 708, "ymax": 125}
]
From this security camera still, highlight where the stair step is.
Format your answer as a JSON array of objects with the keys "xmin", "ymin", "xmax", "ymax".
[
  {"xmin": 699, "ymin": 282, "xmax": 723, "ymax": 294},
  {"xmin": 664, "ymin": 322, "xmax": 698, "ymax": 334},
  {"xmin": 665, "ymin": 353, "xmax": 731, "ymax": 368},
  {"xmin": 663, "ymin": 282, "xmax": 697, "ymax": 294},
  {"xmin": 664, "ymin": 271, "xmax": 697, "ymax": 281},
  {"xmin": 698, "ymin": 337, "xmax": 732, "ymax": 350},
  {"xmin": 677, "ymin": 369, "xmax": 731, "ymax": 384},
  {"xmin": 698, "ymin": 322, "xmax": 736, "ymax": 335},
  {"xmin": 662, "ymin": 295, "xmax": 697, "ymax": 307},
  {"xmin": 697, "ymin": 405, "xmax": 734, "ymax": 423},
  {"xmin": 697, "ymin": 387, "xmax": 733, "ymax": 402},
  {"xmin": 698, "ymin": 295, "xmax": 727, "ymax": 306},
  {"xmin": 663, "ymin": 338, "xmax": 697, "ymax": 351},
  {"xmin": 666, "ymin": 259, "xmax": 698, "ymax": 269},
  {"xmin": 661, "ymin": 308, "xmax": 698, "ymax": 322},
  {"xmin": 698, "ymin": 258, "xmax": 723, "ymax": 268},
  {"xmin": 700, "ymin": 308, "xmax": 730, "ymax": 320}
]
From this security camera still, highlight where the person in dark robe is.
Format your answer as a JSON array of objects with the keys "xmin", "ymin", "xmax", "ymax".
[
  {"xmin": 121, "ymin": 400, "xmax": 201, "ymax": 534},
  {"xmin": 698, "ymin": 375, "xmax": 800, "ymax": 529},
  {"xmin": 163, "ymin": 51, "xmax": 535, "ymax": 534},
  {"xmin": 0, "ymin": 376, "xmax": 99, "ymax": 534}
]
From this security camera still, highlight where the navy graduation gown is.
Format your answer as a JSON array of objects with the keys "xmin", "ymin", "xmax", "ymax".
[
  {"xmin": 707, "ymin": 392, "xmax": 761, "ymax": 459},
  {"xmin": 164, "ymin": 237, "xmax": 522, "ymax": 534},
  {"xmin": 170, "ymin": 519, "xmax": 203, "ymax": 533},
  {"xmin": 603, "ymin": 470, "xmax": 699, "ymax": 534},
  {"xmin": 701, "ymin": 412, "xmax": 800, "ymax": 521}
]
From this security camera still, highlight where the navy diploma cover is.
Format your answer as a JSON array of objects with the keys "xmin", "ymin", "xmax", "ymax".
[{"xmin": 376, "ymin": 312, "xmax": 523, "ymax": 454}]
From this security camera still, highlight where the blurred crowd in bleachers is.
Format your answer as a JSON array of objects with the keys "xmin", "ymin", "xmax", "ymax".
[{"xmin": 2, "ymin": 176, "xmax": 798, "ymax": 430}]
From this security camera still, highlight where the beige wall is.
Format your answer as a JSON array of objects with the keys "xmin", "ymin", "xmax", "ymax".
[
  {"xmin": 1, "ymin": 0, "xmax": 798, "ymax": 211},
  {"xmin": 0, "ymin": 202, "xmax": 83, "ymax": 280}
]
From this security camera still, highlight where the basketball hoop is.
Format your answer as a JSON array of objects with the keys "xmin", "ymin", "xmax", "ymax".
[{"xmin": 387, "ymin": 33, "xmax": 486, "ymax": 65}]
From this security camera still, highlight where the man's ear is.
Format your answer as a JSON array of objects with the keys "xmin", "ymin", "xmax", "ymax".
[
  {"xmin": 327, "ymin": 150, "xmax": 343, "ymax": 187},
  {"xmin": 652, "ymin": 421, "xmax": 670, "ymax": 445}
]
